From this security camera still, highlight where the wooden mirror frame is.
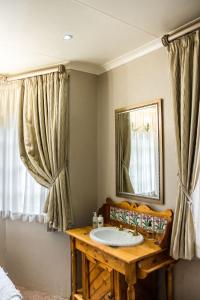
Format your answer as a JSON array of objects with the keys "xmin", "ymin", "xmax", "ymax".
[{"xmin": 115, "ymin": 99, "xmax": 164, "ymax": 204}]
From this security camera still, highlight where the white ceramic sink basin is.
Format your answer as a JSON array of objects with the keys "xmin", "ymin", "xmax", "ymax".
[{"xmin": 90, "ymin": 227, "xmax": 144, "ymax": 247}]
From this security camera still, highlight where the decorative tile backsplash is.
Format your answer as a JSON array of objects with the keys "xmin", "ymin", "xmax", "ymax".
[
  {"xmin": 110, "ymin": 206, "xmax": 167, "ymax": 234},
  {"xmin": 129, "ymin": 212, "xmax": 140, "ymax": 227}
]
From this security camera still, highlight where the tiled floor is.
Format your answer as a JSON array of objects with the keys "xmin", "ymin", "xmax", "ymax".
[{"xmin": 18, "ymin": 286, "xmax": 66, "ymax": 300}]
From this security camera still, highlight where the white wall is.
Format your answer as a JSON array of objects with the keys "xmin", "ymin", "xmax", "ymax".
[
  {"xmin": 69, "ymin": 70, "xmax": 97, "ymax": 228},
  {"xmin": 2, "ymin": 70, "xmax": 97, "ymax": 299},
  {"xmin": 97, "ymin": 47, "xmax": 200, "ymax": 300},
  {"xmin": 6, "ymin": 220, "xmax": 70, "ymax": 297},
  {"xmin": 97, "ymin": 47, "xmax": 177, "ymax": 211}
]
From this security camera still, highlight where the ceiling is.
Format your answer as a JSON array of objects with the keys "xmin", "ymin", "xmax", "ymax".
[{"xmin": 0, "ymin": 0, "xmax": 199, "ymax": 75}]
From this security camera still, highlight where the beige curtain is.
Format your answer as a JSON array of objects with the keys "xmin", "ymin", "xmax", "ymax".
[
  {"xmin": 168, "ymin": 31, "xmax": 200, "ymax": 259},
  {"xmin": 118, "ymin": 113, "xmax": 134, "ymax": 193},
  {"xmin": 18, "ymin": 71, "xmax": 72, "ymax": 231},
  {"xmin": 0, "ymin": 81, "xmax": 22, "ymax": 126}
]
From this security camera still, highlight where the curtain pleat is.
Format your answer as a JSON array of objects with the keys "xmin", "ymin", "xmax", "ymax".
[
  {"xmin": 168, "ymin": 31, "xmax": 200, "ymax": 259},
  {"xmin": 117, "ymin": 113, "xmax": 134, "ymax": 193},
  {"xmin": 18, "ymin": 72, "xmax": 72, "ymax": 231}
]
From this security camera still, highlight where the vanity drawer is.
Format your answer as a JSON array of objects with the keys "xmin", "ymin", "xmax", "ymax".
[{"xmin": 76, "ymin": 239, "xmax": 126, "ymax": 274}]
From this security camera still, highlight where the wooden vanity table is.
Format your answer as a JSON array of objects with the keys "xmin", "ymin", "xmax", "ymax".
[{"xmin": 67, "ymin": 199, "xmax": 176, "ymax": 300}]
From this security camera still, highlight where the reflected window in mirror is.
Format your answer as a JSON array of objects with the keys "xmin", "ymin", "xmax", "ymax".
[{"xmin": 115, "ymin": 99, "xmax": 163, "ymax": 204}]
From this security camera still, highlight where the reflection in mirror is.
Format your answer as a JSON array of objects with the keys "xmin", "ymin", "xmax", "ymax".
[{"xmin": 115, "ymin": 100, "xmax": 163, "ymax": 204}]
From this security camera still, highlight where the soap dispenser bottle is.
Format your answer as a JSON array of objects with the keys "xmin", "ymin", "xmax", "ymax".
[
  {"xmin": 98, "ymin": 214, "xmax": 104, "ymax": 227},
  {"xmin": 92, "ymin": 212, "xmax": 98, "ymax": 229}
]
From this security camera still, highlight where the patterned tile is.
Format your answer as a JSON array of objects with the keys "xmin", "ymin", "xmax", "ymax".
[
  {"xmin": 154, "ymin": 217, "xmax": 167, "ymax": 233},
  {"xmin": 128, "ymin": 212, "xmax": 140, "ymax": 227},
  {"xmin": 141, "ymin": 214, "xmax": 154, "ymax": 232},
  {"xmin": 110, "ymin": 207, "xmax": 118, "ymax": 221},
  {"xmin": 109, "ymin": 206, "xmax": 168, "ymax": 236},
  {"xmin": 117, "ymin": 209, "xmax": 129, "ymax": 224}
]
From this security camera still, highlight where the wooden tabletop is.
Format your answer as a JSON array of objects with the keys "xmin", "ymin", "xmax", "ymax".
[{"xmin": 66, "ymin": 226, "xmax": 164, "ymax": 264}]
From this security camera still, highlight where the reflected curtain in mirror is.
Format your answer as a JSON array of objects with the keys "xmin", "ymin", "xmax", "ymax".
[
  {"xmin": 115, "ymin": 100, "xmax": 163, "ymax": 204},
  {"xmin": 116, "ymin": 112, "xmax": 134, "ymax": 193},
  {"xmin": 129, "ymin": 105, "xmax": 159, "ymax": 197}
]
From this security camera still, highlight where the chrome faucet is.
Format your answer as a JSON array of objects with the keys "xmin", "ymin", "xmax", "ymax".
[
  {"xmin": 128, "ymin": 225, "xmax": 139, "ymax": 236},
  {"xmin": 118, "ymin": 224, "xmax": 123, "ymax": 231}
]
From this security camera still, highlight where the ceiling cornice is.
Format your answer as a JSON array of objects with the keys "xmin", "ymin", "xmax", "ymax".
[
  {"xmin": 66, "ymin": 61, "xmax": 104, "ymax": 75},
  {"xmin": 67, "ymin": 38, "xmax": 163, "ymax": 75},
  {"xmin": 2, "ymin": 38, "xmax": 163, "ymax": 78},
  {"xmin": 100, "ymin": 38, "xmax": 162, "ymax": 74}
]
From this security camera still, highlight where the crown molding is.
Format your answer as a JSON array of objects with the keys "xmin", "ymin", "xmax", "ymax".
[
  {"xmin": 66, "ymin": 38, "xmax": 163, "ymax": 75},
  {"xmin": 1, "ymin": 39, "xmax": 163, "ymax": 78},
  {"xmin": 101, "ymin": 38, "xmax": 162, "ymax": 74},
  {"xmin": 1, "ymin": 61, "xmax": 104, "ymax": 79},
  {"xmin": 66, "ymin": 61, "xmax": 104, "ymax": 75}
]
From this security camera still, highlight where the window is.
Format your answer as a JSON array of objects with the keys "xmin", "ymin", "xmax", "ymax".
[{"xmin": 0, "ymin": 82, "xmax": 47, "ymax": 222}]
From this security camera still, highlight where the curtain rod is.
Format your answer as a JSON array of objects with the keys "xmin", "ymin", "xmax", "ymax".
[
  {"xmin": 4, "ymin": 64, "xmax": 65, "ymax": 82},
  {"xmin": 162, "ymin": 18, "xmax": 200, "ymax": 46}
]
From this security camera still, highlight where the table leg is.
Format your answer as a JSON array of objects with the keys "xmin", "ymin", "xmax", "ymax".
[
  {"xmin": 70, "ymin": 237, "xmax": 77, "ymax": 300},
  {"xmin": 113, "ymin": 271, "xmax": 120, "ymax": 300},
  {"xmin": 82, "ymin": 253, "xmax": 89, "ymax": 299},
  {"xmin": 125, "ymin": 264, "xmax": 136, "ymax": 300}
]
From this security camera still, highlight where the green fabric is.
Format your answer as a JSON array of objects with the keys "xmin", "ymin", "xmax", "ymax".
[
  {"xmin": 18, "ymin": 72, "xmax": 72, "ymax": 231},
  {"xmin": 168, "ymin": 31, "xmax": 200, "ymax": 259}
]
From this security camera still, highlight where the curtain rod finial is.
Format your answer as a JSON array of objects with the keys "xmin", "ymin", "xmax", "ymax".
[
  {"xmin": 58, "ymin": 65, "xmax": 65, "ymax": 73},
  {"xmin": 161, "ymin": 35, "xmax": 170, "ymax": 47},
  {"xmin": 0, "ymin": 75, "xmax": 7, "ymax": 81}
]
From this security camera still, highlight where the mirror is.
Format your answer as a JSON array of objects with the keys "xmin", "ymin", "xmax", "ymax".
[{"xmin": 115, "ymin": 99, "xmax": 163, "ymax": 204}]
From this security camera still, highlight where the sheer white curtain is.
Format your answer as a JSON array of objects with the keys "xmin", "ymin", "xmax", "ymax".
[
  {"xmin": 0, "ymin": 81, "xmax": 48, "ymax": 222},
  {"xmin": 129, "ymin": 106, "xmax": 159, "ymax": 197}
]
